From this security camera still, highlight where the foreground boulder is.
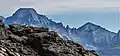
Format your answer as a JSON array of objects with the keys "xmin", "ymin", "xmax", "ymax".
[{"xmin": 0, "ymin": 24, "xmax": 99, "ymax": 56}]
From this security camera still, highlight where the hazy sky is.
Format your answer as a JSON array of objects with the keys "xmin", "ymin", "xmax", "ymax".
[{"xmin": 0, "ymin": 0, "xmax": 120, "ymax": 32}]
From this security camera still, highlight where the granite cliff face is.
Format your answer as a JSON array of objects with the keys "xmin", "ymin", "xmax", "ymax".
[{"xmin": 0, "ymin": 24, "xmax": 98, "ymax": 56}]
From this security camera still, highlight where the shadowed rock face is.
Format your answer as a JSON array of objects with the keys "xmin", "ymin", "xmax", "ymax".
[{"xmin": 0, "ymin": 25, "xmax": 98, "ymax": 56}]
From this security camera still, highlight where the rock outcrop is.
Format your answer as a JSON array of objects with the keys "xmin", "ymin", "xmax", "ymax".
[{"xmin": 0, "ymin": 24, "xmax": 98, "ymax": 56}]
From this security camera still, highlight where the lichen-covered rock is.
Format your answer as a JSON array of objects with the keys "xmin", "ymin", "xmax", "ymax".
[{"xmin": 0, "ymin": 25, "xmax": 99, "ymax": 56}]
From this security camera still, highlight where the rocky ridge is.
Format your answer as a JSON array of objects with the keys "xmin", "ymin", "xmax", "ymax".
[
  {"xmin": 0, "ymin": 24, "xmax": 98, "ymax": 56},
  {"xmin": 4, "ymin": 8, "xmax": 116, "ymax": 50}
]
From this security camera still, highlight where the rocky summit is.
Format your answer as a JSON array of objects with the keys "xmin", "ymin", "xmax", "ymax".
[{"xmin": 0, "ymin": 24, "xmax": 98, "ymax": 56}]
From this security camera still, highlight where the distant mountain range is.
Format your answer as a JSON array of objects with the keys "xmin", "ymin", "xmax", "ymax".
[{"xmin": 1, "ymin": 8, "xmax": 120, "ymax": 56}]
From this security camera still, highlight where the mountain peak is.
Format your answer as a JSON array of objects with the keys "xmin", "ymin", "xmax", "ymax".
[
  {"xmin": 117, "ymin": 30, "xmax": 120, "ymax": 34},
  {"xmin": 18, "ymin": 8, "xmax": 36, "ymax": 12},
  {"xmin": 66, "ymin": 25, "xmax": 70, "ymax": 28},
  {"xmin": 13, "ymin": 8, "xmax": 37, "ymax": 17},
  {"xmin": 5, "ymin": 8, "xmax": 51, "ymax": 27},
  {"xmin": 84, "ymin": 22, "xmax": 96, "ymax": 26},
  {"xmin": 78, "ymin": 22, "xmax": 100, "ymax": 31}
]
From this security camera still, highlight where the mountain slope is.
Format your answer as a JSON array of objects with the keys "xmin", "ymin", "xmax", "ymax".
[
  {"xmin": 0, "ymin": 25, "xmax": 98, "ymax": 56},
  {"xmin": 5, "ymin": 8, "xmax": 50, "ymax": 27},
  {"xmin": 4, "ymin": 8, "xmax": 117, "ymax": 50},
  {"xmin": 112, "ymin": 30, "xmax": 120, "ymax": 47},
  {"xmin": 4, "ymin": 8, "xmax": 71, "ymax": 40},
  {"xmin": 77, "ymin": 22, "xmax": 116, "ymax": 49},
  {"xmin": 0, "ymin": 15, "xmax": 5, "ymax": 22}
]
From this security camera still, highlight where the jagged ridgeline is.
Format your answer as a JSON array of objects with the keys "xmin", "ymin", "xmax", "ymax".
[
  {"xmin": 1, "ymin": 8, "xmax": 120, "ymax": 56},
  {"xmin": 4, "ymin": 8, "xmax": 116, "ymax": 50},
  {"xmin": 0, "ymin": 24, "xmax": 99, "ymax": 56}
]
